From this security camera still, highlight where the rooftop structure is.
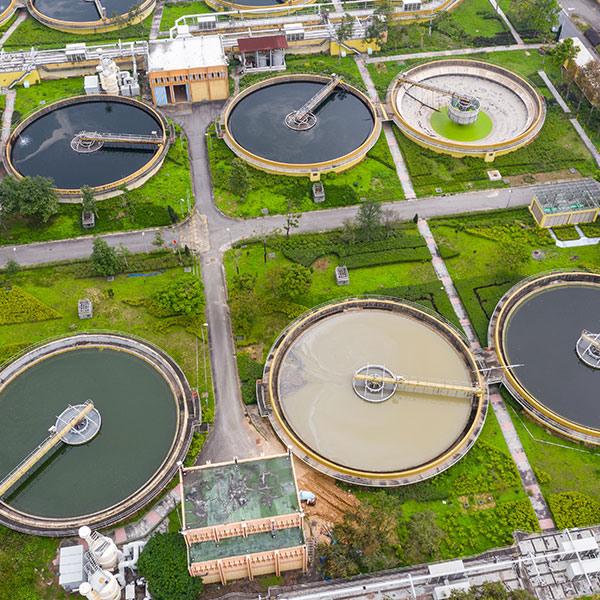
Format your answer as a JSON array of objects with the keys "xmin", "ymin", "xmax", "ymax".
[
  {"xmin": 147, "ymin": 35, "xmax": 228, "ymax": 105},
  {"xmin": 237, "ymin": 35, "xmax": 287, "ymax": 73},
  {"xmin": 180, "ymin": 453, "xmax": 306, "ymax": 584},
  {"xmin": 530, "ymin": 178, "xmax": 600, "ymax": 227}
]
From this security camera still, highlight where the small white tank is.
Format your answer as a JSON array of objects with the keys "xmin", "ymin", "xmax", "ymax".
[
  {"xmin": 96, "ymin": 51, "xmax": 120, "ymax": 95},
  {"xmin": 79, "ymin": 582, "xmax": 101, "ymax": 600},
  {"xmin": 79, "ymin": 526, "xmax": 120, "ymax": 570},
  {"xmin": 88, "ymin": 569, "xmax": 121, "ymax": 600}
]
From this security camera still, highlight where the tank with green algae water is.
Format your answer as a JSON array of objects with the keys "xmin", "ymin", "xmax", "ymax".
[{"xmin": 0, "ymin": 347, "xmax": 178, "ymax": 519}]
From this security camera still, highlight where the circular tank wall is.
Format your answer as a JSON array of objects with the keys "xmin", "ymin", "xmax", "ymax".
[
  {"xmin": 28, "ymin": 0, "xmax": 155, "ymax": 32},
  {"xmin": 491, "ymin": 272, "xmax": 600, "ymax": 444},
  {"xmin": 5, "ymin": 95, "xmax": 169, "ymax": 200},
  {"xmin": 388, "ymin": 59, "xmax": 545, "ymax": 159},
  {"xmin": 222, "ymin": 75, "xmax": 381, "ymax": 177},
  {"xmin": 264, "ymin": 298, "xmax": 486, "ymax": 485},
  {"xmin": 0, "ymin": 334, "xmax": 196, "ymax": 536}
]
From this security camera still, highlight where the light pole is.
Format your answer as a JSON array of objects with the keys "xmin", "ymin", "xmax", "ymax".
[
  {"xmin": 506, "ymin": 188, "xmax": 513, "ymax": 209},
  {"xmin": 12, "ymin": 247, "xmax": 17, "ymax": 263},
  {"xmin": 141, "ymin": 231, "xmax": 147, "ymax": 253},
  {"xmin": 179, "ymin": 198, "xmax": 185, "ymax": 218},
  {"xmin": 201, "ymin": 322, "xmax": 208, "ymax": 401}
]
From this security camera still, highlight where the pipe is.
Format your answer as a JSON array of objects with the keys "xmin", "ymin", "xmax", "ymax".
[{"xmin": 116, "ymin": 541, "xmax": 146, "ymax": 587}]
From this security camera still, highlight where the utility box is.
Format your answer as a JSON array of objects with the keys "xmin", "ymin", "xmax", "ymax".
[
  {"xmin": 58, "ymin": 545, "xmax": 86, "ymax": 592},
  {"xmin": 312, "ymin": 182, "xmax": 325, "ymax": 203},
  {"xmin": 84, "ymin": 75, "xmax": 100, "ymax": 95},
  {"xmin": 78, "ymin": 299, "xmax": 93, "ymax": 319},
  {"xmin": 335, "ymin": 266, "xmax": 349, "ymax": 286},
  {"xmin": 82, "ymin": 210, "xmax": 95, "ymax": 228}
]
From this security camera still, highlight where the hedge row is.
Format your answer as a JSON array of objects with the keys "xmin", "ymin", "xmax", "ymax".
[
  {"xmin": 548, "ymin": 492, "xmax": 600, "ymax": 529},
  {"xmin": 0, "ymin": 286, "xmax": 61, "ymax": 325},
  {"xmin": 237, "ymin": 352, "xmax": 264, "ymax": 405}
]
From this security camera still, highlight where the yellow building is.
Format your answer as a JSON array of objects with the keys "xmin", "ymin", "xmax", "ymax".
[
  {"xmin": 180, "ymin": 454, "xmax": 307, "ymax": 585},
  {"xmin": 147, "ymin": 33, "xmax": 229, "ymax": 106},
  {"xmin": 529, "ymin": 179, "xmax": 600, "ymax": 228}
]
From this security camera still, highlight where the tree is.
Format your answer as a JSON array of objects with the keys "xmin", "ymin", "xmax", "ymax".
[
  {"xmin": 153, "ymin": 231, "xmax": 165, "ymax": 248},
  {"xmin": 355, "ymin": 198, "xmax": 383, "ymax": 240},
  {"xmin": 401, "ymin": 511, "xmax": 444, "ymax": 564},
  {"xmin": 4, "ymin": 259, "xmax": 20, "ymax": 277},
  {"xmin": 365, "ymin": 1, "xmax": 393, "ymax": 48},
  {"xmin": 90, "ymin": 238, "xmax": 124, "ymax": 277},
  {"xmin": 137, "ymin": 532, "xmax": 203, "ymax": 600},
  {"xmin": 230, "ymin": 289, "xmax": 258, "ymax": 335},
  {"xmin": 152, "ymin": 275, "xmax": 204, "ymax": 316},
  {"xmin": 335, "ymin": 13, "xmax": 355, "ymax": 64},
  {"xmin": 320, "ymin": 497, "xmax": 402, "ymax": 578},
  {"xmin": 283, "ymin": 200, "xmax": 302, "ymax": 240},
  {"xmin": 228, "ymin": 158, "xmax": 250, "ymax": 201},
  {"xmin": 509, "ymin": 0, "xmax": 559, "ymax": 34},
  {"xmin": 81, "ymin": 185, "xmax": 97, "ymax": 215},
  {"xmin": 276, "ymin": 263, "xmax": 313, "ymax": 298},
  {"xmin": 548, "ymin": 37, "xmax": 579, "ymax": 83},
  {"xmin": 0, "ymin": 175, "xmax": 59, "ymax": 223}
]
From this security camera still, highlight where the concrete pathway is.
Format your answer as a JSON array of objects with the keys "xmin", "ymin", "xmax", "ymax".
[
  {"xmin": 487, "ymin": 0, "xmax": 524, "ymax": 44},
  {"xmin": 1, "ymin": 89, "xmax": 15, "ymax": 144},
  {"xmin": 538, "ymin": 69, "xmax": 600, "ymax": 168},
  {"xmin": 548, "ymin": 225, "xmax": 600, "ymax": 247},
  {"xmin": 365, "ymin": 43, "xmax": 540, "ymax": 64},
  {"xmin": 149, "ymin": 1, "xmax": 164, "ymax": 41},
  {"xmin": 355, "ymin": 56, "xmax": 416, "ymax": 199},
  {"xmin": 0, "ymin": 11, "xmax": 25, "ymax": 49},
  {"xmin": 417, "ymin": 218, "xmax": 555, "ymax": 531}
]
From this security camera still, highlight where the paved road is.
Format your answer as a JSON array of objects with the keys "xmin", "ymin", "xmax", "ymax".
[{"xmin": 559, "ymin": 0, "xmax": 600, "ymax": 32}]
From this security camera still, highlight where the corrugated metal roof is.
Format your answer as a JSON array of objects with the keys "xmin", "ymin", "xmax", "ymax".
[
  {"xmin": 238, "ymin": 35, "xmax": 288, "ymax": 52},
  {"xmin": 533, "ymin": 178, "xmax": 600, "ymax": 213}
]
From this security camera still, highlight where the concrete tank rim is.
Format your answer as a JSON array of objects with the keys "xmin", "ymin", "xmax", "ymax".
[
  {"xmin": 0, "ymin": 331, "xmax": 197, "ymax": 537},
  {"xmin": 4, "ymin": 94, "xmax": 170, "ymax": 200},
  {"xmin": 221, "ymin": 73, "xmax": 381, "ymax": 175},
  {"xmin": 489, "ymin": 270, "xmax": 600, "ymax": 443},
  {"xmin": 387, "ymin": 58, "xmax": 545, "ymax": 157},
  {"xmin": 263, "ymin": 296, "xmax": 486, "ymax": 486}
]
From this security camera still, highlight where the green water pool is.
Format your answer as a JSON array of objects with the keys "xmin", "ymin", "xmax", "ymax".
[{"xmin": 430, "ymin": 106, "xmax": 493, "ymax": 142}]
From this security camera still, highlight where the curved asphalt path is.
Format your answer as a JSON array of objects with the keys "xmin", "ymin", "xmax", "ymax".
[{"xmin": 0, "ymin": 103, "xmax": 535, "ymax": 466}]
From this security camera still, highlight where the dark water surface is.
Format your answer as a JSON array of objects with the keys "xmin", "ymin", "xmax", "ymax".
[
  {"xmin": 0, "ymin": 348, "xmax": 177, "ymax": 518},
  {"xmin": 11, "ymin": 100, "xmax": 161, "ymax": 189},
  {"xmin": 228, "ymin": 81, "xmax": 375, "ymax": 164},
  {"xmin": 33, "ymin": 0, "xmax": 141, "ymax": 22},
  {"xmin": 504, "ymin": 285, "xmax": 600, "ymax": 429}
]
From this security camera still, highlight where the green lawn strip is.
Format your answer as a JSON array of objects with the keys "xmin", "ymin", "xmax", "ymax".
[
  {"xmin": 352, "ymin": 408, "xmax": 539, "ymax": 562},
  {"xmin": 0, "ymin": 257, "xmax": 214, "ymax": 421},
  {"xmin": 238, "ymin": 53, "xmax": 365, "ymax": 92},
  {"xmin": 3, "ymin": 14, "xmax": 152, "ymax": 50},
  {"xmin": 551, "ymin": 225, "xmax": 582, "ymax": 241},
  {"xmin": 0, "ymin": 526, "xmax": 68, "ymax": 600},
  {"xmin": 209, "ymin": 127, "xmax": 403, "ymax": 218},
  {"xmin": 450, "ymin": 0, "xmax": 508, "ymax": 37},
  {"xmin": 393, "ymin": 104, "xmax": 596, "ymax": 197},
  {"xmin": 503, "ymin": 391, "xmax": 600, "ymax": 510},
  {"xmin": 1, "ymin": 131, "xmax": 192, "ymax": 246},
  {"xmin": 160, "ymin": 1, "xmax": 212, "ymax": 30},
  {"xmin": 13, "ymin": 77, "xmax": 86, "ymax": 123},
  {"xmin": 428, "ymin": 208, "xmax": 600, "ymax": 344},
  {"xmin": 0, "ymin": 12, "xmax": 19, "ymax": 35}
]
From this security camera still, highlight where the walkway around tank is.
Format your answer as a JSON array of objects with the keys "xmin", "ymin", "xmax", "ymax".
[
  {"xmin": 538, "ymin": 69, "xmax": 600, "ymax": 169},
  {"xmin": 365, "ymin": 43, "xmax": 542, "ymax": 64},
  {"xmin": 417, "ymin": 218, "xmax": 555, "ymax": 531},
  {"xmin": 0, "ymin": 10, "xmax": 25, "ymax": 49},
  {"xmin": 0, "ymin": 88, "xmax": 15, "ymax": 145},
  {"xmin": 355, "ymin": 56, "xmax": 416, "ymax": 199},
  {"xmin": 149, "ymin": 0, "xmax": 164, "ymax": 41}
]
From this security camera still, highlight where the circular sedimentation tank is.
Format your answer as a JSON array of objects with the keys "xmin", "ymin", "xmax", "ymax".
[
  {"xmin": 27, "ymin": 0, "xmax": 155, "ymax": 33},
  {"xmin": 5, "ymin": 95, "xmax": 169, "ymax": 200},
  {"xmin": 264, "ymin": 298, "xmax": 486, "ymax": 485},
  {"xmin": 0, "ymin": 334, "xmax": 196, "ymax": 536},
  {"xmin": 388, "ymin": 59, "xmax": 545, "ymax": 160},
  {"xmin": 222, "ymin": 75, "xmax": 381, "ymax": 177},
  {"xmin": 0, "ymin": 1, "xmax": 17, "ymax": 26},
  {"xmin": 490, "ymin": 271, "xmax": 600, "ymax": 444}
]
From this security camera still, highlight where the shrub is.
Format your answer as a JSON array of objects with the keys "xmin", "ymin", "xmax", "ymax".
[
  {"xmin": 0, "ymin": 286, "xmax": 61, "ymax": 325},
  {"xmin": 548, "ymin": 492, "xmax": 600, "ymax": 529}
]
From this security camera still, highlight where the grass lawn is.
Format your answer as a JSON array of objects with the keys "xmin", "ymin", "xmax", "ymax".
[
  {"xmin": 209, "ymin": 126, "xmax": 404, "ymax": 217},
  {"xmin": 428, "ymin": 208, "xmax": 600, "ymax": 344},
  {"xmin": 3, "ymin": 14, "xmax": 153, "ymax": 50},
  {"xmin": 450, "ymin": 0, "xmax": 508, "ymax": 37},
  {"xmin": 12, "ymin": 77, "xmax": 86, "ymax": 123},
  {"xmin": 352, "ymin": 406, "xmax": 539, "ymax": 562},
  {"xmin": 0, "ymin": 256, "xmax": 211, "ymax": 600},
  {"xmin": 238, "ymin": 53, "xmax": 365, "ymax": 93},
  {"xmin": 160, "ymin": 1, "xmax": 212, "ymax": 30}
]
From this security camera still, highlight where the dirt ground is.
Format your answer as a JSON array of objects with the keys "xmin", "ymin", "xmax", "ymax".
[{"xmin": 505, "ymin": 168, "xmax": 582, "ymax": 187}]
